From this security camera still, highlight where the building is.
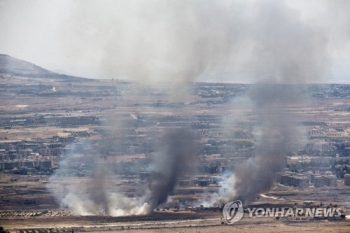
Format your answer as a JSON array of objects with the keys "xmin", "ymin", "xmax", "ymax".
[
  {"xmin": 22, "ymin": 160, "xmax": 35, "ymax": 168},
  {"xmin": 280, "ymin": 173, "xmax": 309, "ymax": 188},
  {"xmin": 39, "ymin": 160, "xmax": 52, "ymax": 169},
  {"xmin": 178, "ymin": 179, "xmax": 193, "ymax": 187},
  {"xmin": 197, "ymin": 180, "xmax": 210, "ymax": 187},
  {"xmin": 311, "ymin": 173, "xmax": 337, "ymax": 187},
  {"xmin": 313, "ymin": 175, "xmax": 325, "ymax": 187},
  {"xmin": 324, "ymin": 175, "xmax": 337, "ymax": 187},
  {"xmin": 1, "ymin": 161, "xmax": 15, "ymax": 170},
  {"xmin": 345, "ymin": 174, "xmax": 350, "ymax": 186}
]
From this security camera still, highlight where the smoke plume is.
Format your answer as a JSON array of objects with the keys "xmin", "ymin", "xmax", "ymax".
[
  {"xmin": 146, "ymin": 129, "xmax": 197, "ymax": 210},
  {"xmin": 48, "ymin": 129, "xmax": 197, "ymax": 216},
  {"xmin": 60, "ymin": 0, "xmax": 249, "ymax": 82},
  {"xmin": 233, "ymin": 84, "xmax": 303, "ymax": 204},
  {"xmin": 47, "ymin": 0, "xmax": 350, "ymax": 213},
  {"xmin": 224, "ymin": 0, "xmax": 341, "ymax": 204},
  {"xmin": 60, "ymin": 0, "xmax": 350, "ymax": 83},
  {"xmin": 198, "ymin": 0, "xmax": 349, "ymax": 205}
]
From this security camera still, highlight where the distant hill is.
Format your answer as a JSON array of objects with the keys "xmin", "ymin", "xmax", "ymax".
[
  {"xmin": 0, "ymin": 54, "xmax": 54, "ymax": 76},
  {"xmin": 0, "ymin": 54, "xmax": 88, "ymax": 81}
]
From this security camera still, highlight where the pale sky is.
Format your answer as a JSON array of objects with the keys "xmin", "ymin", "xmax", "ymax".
[{"xmin": 0, "ymin": 0, "xmax": 349, "ymax": 83}]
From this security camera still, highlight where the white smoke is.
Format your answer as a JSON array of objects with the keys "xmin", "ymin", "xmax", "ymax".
[
  {"xmin": 200, "ymin": 173, "xmax": 237, "ymax": 207},
  {"xmin": 47, "ymin": 140, "xmax": 152, "ymax": 216},
  {"xmin": 48, "ymin": 129, "xmax": 197, "ymax": 216}
]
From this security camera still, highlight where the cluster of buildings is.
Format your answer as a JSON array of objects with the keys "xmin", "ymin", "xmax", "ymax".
[
  {"xmin": 139, "ymin": 171, "xmax": 221, "ymax": 187},
  {"xmin": 278, "ymin": 173, "xmax": 309, "ymax": 188},
  {"xmin": 177, "ymin": 176, "xmax": 220, "ymax": 187},
  {"xmin": 345, "ymin": 174, "xmax": 350, "ymax": 186},
  {"xmin": 0, "ymin": 136, "xmax": 76, "ymax": 172},
  {"xmin": 277, "ymin": 171, "xmax": 339, "ymax": 188},
  {"xmin": 310, "ymin": 172, "xmax": 338, "ymax": 187},
  {"xmin": 0, "ymin": 115, "xmax": 99, "ymax": 129},
  {"xmin": 0, "ymin": 149, "xmax": 53, "ymax": 171}
]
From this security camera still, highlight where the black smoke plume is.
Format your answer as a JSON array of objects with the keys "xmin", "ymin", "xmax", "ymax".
[
  {"xmin": 147, "ymin": 129, "xmax": 197, "ymax": 210},
  {"xmin": 233, "ymin": 84, "xmax": 302, "ymax": 204}
]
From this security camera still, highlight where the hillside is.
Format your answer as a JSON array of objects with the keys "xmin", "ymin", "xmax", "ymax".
[
  {"xmin": 0, "ymin": 54, "xmax": 54, "ymax": 76},
  {"xmin": 0, "ymin": 54, "xmax": 88, "ymax": 81}
]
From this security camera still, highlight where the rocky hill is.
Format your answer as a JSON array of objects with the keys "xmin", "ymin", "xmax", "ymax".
[
  {"xmin": 0, "ymin": 54, "xmax": 54, "ymax": 77},
  {"xmin": 0, "ymin": 54, "xmax": 87, "ymax": 81}
]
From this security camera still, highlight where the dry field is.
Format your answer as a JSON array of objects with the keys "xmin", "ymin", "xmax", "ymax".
[
  {"xmin": 1, "ymin": 212, "xmax": 349, "ymax": 232},
  {"xmin": 1, "ymin": 172, "xmax": 350, "ymax": 232}
]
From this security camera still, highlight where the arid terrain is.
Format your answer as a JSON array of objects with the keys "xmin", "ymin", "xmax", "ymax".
[{"xmin": 1, "ymin": 55, "xmax": 350, "ymax": 232}]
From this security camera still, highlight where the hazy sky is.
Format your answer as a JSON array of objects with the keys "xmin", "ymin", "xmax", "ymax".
[{"xmin": 0, "ymin": 0, "xmax": 349, "ymax": 83}]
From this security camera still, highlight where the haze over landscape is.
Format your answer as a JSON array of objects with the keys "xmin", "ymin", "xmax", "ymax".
[
  {"xmin": 1, "ymin": 1, "xmax": 350, "ymax": 233},
  {"xmin": 1, "ymin": 0, "xmax": 350, "ymax": 83}
]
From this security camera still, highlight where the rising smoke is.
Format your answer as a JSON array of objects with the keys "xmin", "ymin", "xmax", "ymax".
[
  {"xmin": 48, "ymin": 0, "xmax": 350, "ymax": 214},
  {"xmin": 60, "ymin": 0, "xmax": 248, "ymax": 83},
  {"xmin": 48, "ymin": 129, "xmax": 197, "ymax": 216},
  {"xmin": 233, "ymin": 84, "xmax": 304, "ymax": 204},
  {"xmin": 146, "ymin": 129, "xmax": 197, "ymax": 210},
  {"xmin": 219, "ymin": 0, "xmax": 329, "ymax": 204},
  {"xmin": 48, "ymin": 139, "xmax": 150, "ymax": 216},
  {"xmin": 223, "ymin": 0, "xmax": 347, "ymax": 204}
]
